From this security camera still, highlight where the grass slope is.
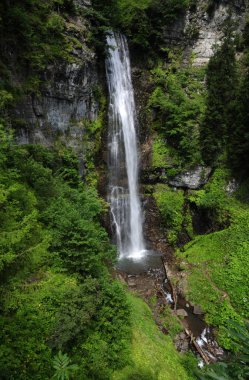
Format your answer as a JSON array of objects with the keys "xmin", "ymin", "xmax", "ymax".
[
  {"xmin": 178, "ymin": 169, "xmax": 249, "ymax": 349},
  {"xmin": 112, "ymin": 292, "xmax": 192, "ymax": 380}
]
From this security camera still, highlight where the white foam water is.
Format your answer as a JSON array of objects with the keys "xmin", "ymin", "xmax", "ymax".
[{"xmin": 106, "ymin": 32, "xmax": 146, "ymax": 260}]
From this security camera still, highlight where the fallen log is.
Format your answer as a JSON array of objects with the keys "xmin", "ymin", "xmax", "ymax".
[{"xmin": 184, "ymin": 327, "xmax": 210, "ymax": 365}]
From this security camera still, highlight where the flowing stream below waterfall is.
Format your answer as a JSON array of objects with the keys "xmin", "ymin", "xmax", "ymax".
[{"xmin": 105, "ymin": 31, "xmax": 223, "ymax": 365}]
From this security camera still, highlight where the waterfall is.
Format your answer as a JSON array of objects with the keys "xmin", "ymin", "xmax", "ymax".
[{"xmin": 106, "ymin": 32, "xmax": 146, "ymax": 260}]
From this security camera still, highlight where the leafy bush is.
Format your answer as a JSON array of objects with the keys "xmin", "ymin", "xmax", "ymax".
[
  {"xmin": 189, "ymin": 168, "xmax": 231, "ymax": 229},
  {"xmin": 154, "ymin": 184, "xmax": 184, "ymax": 244},
  {"xmin": 151, "ymin": 133, "xmax": 181, "ymax": 173},
  {"xmin": 149, "ymin": 52, "xmax": 206, "ymax": 169}
]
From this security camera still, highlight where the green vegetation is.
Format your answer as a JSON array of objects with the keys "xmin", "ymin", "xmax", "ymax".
[
  {"xmin": 147, "ymin": 18, "xmax": 249, "ymax": 377},
  {"xmin": 81, "ymin": 91, "xmax": 107, "ymax": 186},
  {"xmin": 197, "ymin": 321, "xmax": 249, "ymax": 380},
  {"xmin": 1, "ymin": 0, "xmax": 249, "ymax": 379},
  {"xmin": 0, "ymin": 0, "xmax": 90, "ymax": 97},
  {"xmin": 229, "ymin": 16, "xmax": 249, "ymax": 176},
  {"xmin": 91, "ymin": 0, "xmax": 193, "ymax": 50},
  {"xmin": 149, "ymin": 21, "xmax": 249, "ymax": 177},
  {"xmin": 52, "ymin": 351, "xmax": 79, "ymax": 380},
  {"xmin": 200, "ymin": 19, "xmax": 249, "ymax": 176},
  {"xmin": 178, "ymin": 169, "xmax": 249, "ymax": 348},
  {"xmin": 0, "ymin": 0, "xmax": 78, "ymax": 69},
  {"xmin": 149, "ymin": 51, "xmax": 206, "ymax": 170},
  {"xmin": 151, "ymin": 133, "xmax": 181, "ymax": 176},
  {"xmin": 152, "ymin": 134, "xmax": 170, "ymax": 168},
  {"xmin": 0, "ymin": 124, "xmax": 131, "ymax": 379},
  {"xmin": 112, "ymin": 293, "xmax": 192, "ymax": 380},
  {"xmin": 147, "ymin": 20, "xmax": 249, "ymax": 375},
  {"xmin": 200, "ymin": 33, "xmax": 238, "ymax": 165},
  {"xmin": 154, "ymin": 184, "xmax": 185, "ymax": 245},
  {"xmin": 161, "ymin": 305, "xmax": 183, "ymax": 338}
]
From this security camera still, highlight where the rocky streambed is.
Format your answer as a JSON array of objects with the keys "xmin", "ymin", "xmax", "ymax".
[{"xmin": 116, "ymin": 251, "xmax": 224, "ymax": 365}]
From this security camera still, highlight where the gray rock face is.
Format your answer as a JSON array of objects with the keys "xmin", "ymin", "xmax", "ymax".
[
  {"xmin": 73, "ymin": 0, "xmax": 92, "ymax": 10},
  {"xmin": 169, "ymin": 166, "xmax": 212, "ymax": 189},
  {"xmin": 13, "ymin": 12, "xmax": 99, "ymax": 154},
  {"xmin": 14, "ymin": 58, "xmax": 98, "ymax": 151},
  {"xmin": 160, "ymin": 0, "xmax": 247, "ymax": 66},
  {"xmin": 185, "ymin": 0, "xmax": 247, "ymax": 66}
]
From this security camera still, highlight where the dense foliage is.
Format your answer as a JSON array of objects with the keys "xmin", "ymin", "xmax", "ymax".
[
  {"xmin": 200, "ymin": 20, "xmax": 249, "ymax": 176},
  {"xmin": 147, "ymin": 9, "xmax": 249, "ymax": 380},
  {"xmin": 0, "ymin": 0, "xmax": 91, "ymax": 97},
  {"xmin": 200, "ymin": 34, "xmax": 238, "ymax": 165},
  {"xmin": 112, "ymin": 293, "xmax": 191, "ymax": 380},
  {"xmin": 91, "ymin": 0, "xmax": 192, "ymax": 51},
  {"xmin": 229, "ymin": 17, "xmax": 249, "ymax": 175},
  {"xmin": 149, "ymin": 51, "xmax": 206, "ymax": 170},
  {"xmin": 0, "ymin": 124, "xmax": 131, "ymax": 379},
  {"xmin": 0, "ymin": 0, "xmax": 76, "ymax": 70},
  {"xmin": 148, "ymin": 19, "xmax": 249, "ymax": 177}
]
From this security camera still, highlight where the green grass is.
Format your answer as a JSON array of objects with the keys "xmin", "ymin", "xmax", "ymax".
[
  {"xmin": 112, "ymin": 292, "xmax": 192, "ymax": 380},
  {"xmin": 178, "ymin": 169, "xmax": 249, "ymax": 349}
]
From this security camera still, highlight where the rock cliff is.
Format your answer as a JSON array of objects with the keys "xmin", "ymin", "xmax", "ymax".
[
  {"xmin": 12, "ymin": 0, "xmax": 99, "ymax": 156},
  {"xmin": 10, "ymin": 0, "xmax": 247, "ymax": 161},
  {"xmin": 187, "ymin": 0, "xmax": 247, "ymax": 66}
]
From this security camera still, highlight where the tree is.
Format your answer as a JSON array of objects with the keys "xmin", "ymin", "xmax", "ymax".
[{"xmin": 200, "ymin": 34, "xmax": 238, "ymax": 165}]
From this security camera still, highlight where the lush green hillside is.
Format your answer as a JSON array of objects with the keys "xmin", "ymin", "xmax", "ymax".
[
  {"xmin": 113, "ymin": 293, "xmax": 193, "ymax": 380},
  {"xmin": 0, "ymin": 125, "xmax": 133, "ymax": 379}
]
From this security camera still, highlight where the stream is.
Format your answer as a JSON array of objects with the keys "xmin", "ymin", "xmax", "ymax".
[{"xmin": 117, "ymin": 256, "xmax": 224, "ymax": 365}]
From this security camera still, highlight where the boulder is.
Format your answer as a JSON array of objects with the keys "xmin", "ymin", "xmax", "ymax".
[
  {"xmin": 176, "ymin": 309, "xmax": 188, "ymax": 317},
  {"xmin": 193, "ymin": 304, "xmax": 204, "ymax": 315},
  {"xmin": 226, "ymin": 179, "xmax": 239, "ymax": 195},
  {"xmin": 169, "ymin": 166, "xmax": 212, "ymax": 189},
  {"xmin": 127, "ymin": 278, "xmax": 137, "ymax": 287}
]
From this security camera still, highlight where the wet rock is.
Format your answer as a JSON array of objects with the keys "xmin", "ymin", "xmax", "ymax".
[
  {"xmin": 117, "ymin": 274, "xmax": 126, "ymax": 284},
  {"xmin": 179, "ymin": 332, "xmax": 186, "ymax": 340},
  {"xmin": 176, "ymin": 309, "xmax": 188, "ymax": 317},
  {"xmin": 174, "ymin": 332, "xmax": 189, "ymax": 353},
  {"xmin": 193, "ymin": 305, "xmax": 204, "ymax": 315},
  {"xmin": 145, "ymin": 289, "xmax": 153, "ymax": 297},
  {"xmin": 168, "ymin": 166, "xmax": 212, "ymax": 189},
  {"xmin": 226, "ymin": 179, "xmax": 239, "ymax": 195},
  {"xmin": 127, "ymin": 277, "xmax": 137, "ymax": 287}
]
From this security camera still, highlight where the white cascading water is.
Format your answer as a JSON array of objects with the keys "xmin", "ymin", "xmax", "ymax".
[{"xmin": 106, "ymin": 32, "xmax": 146, "ymax": 260}]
